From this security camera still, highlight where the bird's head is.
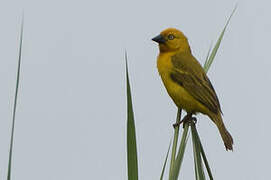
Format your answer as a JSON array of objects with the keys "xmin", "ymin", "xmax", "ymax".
[{"xmin": 152, "ymin": 28, "xmax": 191, "ymax": 53}]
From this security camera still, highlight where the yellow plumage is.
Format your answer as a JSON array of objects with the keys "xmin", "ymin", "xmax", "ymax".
[
  {"xmin": 157, "ymin": 52, "xmax": 209, "ymax": 114},
  {"xmin": 153, "ymin": 28, "xmax": 233, "ymax": 150}
]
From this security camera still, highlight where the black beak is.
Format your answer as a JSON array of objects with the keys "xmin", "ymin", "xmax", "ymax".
[{"xmin": 152, "ymin": 34, "xmax": 166, "ymax": 44}]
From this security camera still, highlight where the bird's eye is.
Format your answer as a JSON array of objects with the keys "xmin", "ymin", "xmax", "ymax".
[{"xmin": 168, "ymin": 34, "xmax": 175, "ymax": 40}]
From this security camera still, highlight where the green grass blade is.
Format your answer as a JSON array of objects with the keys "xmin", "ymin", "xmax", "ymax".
[
  {"xmin": 7, "ymin": 14, "xmax": 24, "ymax": 180},
  {"xmin": 194, "ymin": 127, "xmax": 213, "ymax": 180},
  {"xmin": 125, "ymin": 52, "xmax": 139, "ymax": 180},
  {"xmin": 169, "ymin": 108, "xmax": 182, "ymax": 176},
  {"xmin": 170, "ymin": 122, "xmax": 189, "ymax": 180},
  {"xmin": 160, "ymin": 141, "xmax": 171, "ymax": 180},
  {"xmin": 203, "ymin": 42, "xmax": 213, "ymax": 69},
  {"xmin": 191, "ymin": 123, "xmax": 205, "ymax": 180},
  {"xmin": 204, "ymin": 6, "xmax": 236, "ymax": 72},
  {"xmin": 192, "ymin": 139, "xmax": 199, "ymax": 180}
]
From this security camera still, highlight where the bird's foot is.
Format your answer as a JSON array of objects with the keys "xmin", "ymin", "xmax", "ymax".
[
  {"xmin": 173, "ymin": 121, "xmax": 181, "ymax": 128},
  {"xmin": 173, "ymin": 113, "xmax": 193, "ymax": 128}
]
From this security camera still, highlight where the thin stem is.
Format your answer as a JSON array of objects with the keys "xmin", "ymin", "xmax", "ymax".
[
  {"xmin": 191, "ymin": 122, "xmax": 206, "ymax": 180},
  {"xmin": 7, "ymin": 14, "xmax": 24, "ymax": 180},
  {"xmin": 169, "ymin": 108, "xmax": 182, "ymax": 177},
  {"xmin": 160, "ymin": 141, "xmax": 171, "ymax": 180},
  {"xmin": 194, "ymin": 126, "xmax": 213, "ymax": 180},
  {"xmin": 171, "ymin": 122, "xmax": 189, "ymax": 180}
]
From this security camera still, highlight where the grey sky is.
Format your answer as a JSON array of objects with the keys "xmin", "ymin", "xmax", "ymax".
[{"xmin": 0, "ymin": 0, "xmax": 270, "ymax": 179}]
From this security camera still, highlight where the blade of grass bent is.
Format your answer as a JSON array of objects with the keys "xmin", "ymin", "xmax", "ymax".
[
  {"xmin": 125, "ymin": 52, "xmax": 139, "ymax": 180},
  {"xmin": 169, "ymin": 108, "xmax": 182, "ymax": 176},
  {"xmin": 160, "ymin": 141, "xmax": 171, "ymax": 180},
  {"xmin": 7, "ymin": 15, "xmax": 24, "ymax": 180},
  {"xmin": 204, "ymin": 6, "xmax": 236, "ymax": 72},
  {"xmin": 194, "ymin": 127, "xmax": 213, "ymax": 180},
  {"xmin": 191, "ymin": 123, "xmax": 205, "ymax": 180},
  {"xmin": 170, "ymin": 123, "xmax": 189, "ymax": 180}
]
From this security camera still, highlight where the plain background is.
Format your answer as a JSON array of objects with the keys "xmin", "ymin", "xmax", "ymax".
[{"xmin": 0, "ymin": 0, "xmax": 270, "ymax": 179}]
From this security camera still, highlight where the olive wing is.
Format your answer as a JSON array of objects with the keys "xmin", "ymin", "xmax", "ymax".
[{"xmin": 171, "ymin": 53, "xmax": 222, "ymax": 114}]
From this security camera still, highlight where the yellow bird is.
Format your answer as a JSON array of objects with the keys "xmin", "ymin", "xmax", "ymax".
[{"xmin": 152, "ymin": 28, "xmax": 233, "ymax": 150}]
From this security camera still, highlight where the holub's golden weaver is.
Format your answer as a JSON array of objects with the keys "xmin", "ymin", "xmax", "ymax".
[{"xmin": 152, "ymin": 28, "xmax": 233, "ymax": 150}]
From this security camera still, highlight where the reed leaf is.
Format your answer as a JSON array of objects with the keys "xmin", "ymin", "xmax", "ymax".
[
  {"xmin": 169, "ymin": 108, "xmax": 182, "ymax": 176},
  {"xmin": 203, "ymin": 6, "xmax": 236, "ymax": 72},
  {"xmin": 203, "ymin": 43, "xmax": 213, "ymax": 69},
  {"xmin": 170, "ymin": 122, "xmax": 189, "ymax": 180},
  {"xmin": 191, "ymin": 123, "xmax": 205, "ymax": 180},
  {"xmin": 160, "ymin": 142, "xmax": 171, "ymax": 180},
  {"xmin": 194, "ymin": 127, "xmax": 213, "ymax": 180},
  {"xmin": 126, "ymin": 52, "xmax": 139, "ymax": 180}
]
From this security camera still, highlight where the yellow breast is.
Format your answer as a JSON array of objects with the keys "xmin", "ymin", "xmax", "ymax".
[{"xmin": 156, "ymin": 52, "xmax": 209, "ymax": 114}]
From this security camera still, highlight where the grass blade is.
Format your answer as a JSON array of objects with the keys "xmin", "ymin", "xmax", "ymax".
[
  {"xmin": 170, "ymin": 122, "xmax": 189, "ymax": 180},
  {"xmin": 126, "ymin": 52, "xmax": 139, "ymax": 180},
  {"xmin": 169, "ymin": 108, "xmax": 182, "ymax": 176},
  {"xmin": 203, "ymin": 42, "xmax": 213, "ymax": 69},
  {"xmin": 194, "ymin": 127, "xmax": 213, "ymax": 180},
  {"xmin": 7, "ymin": 14, "xmax": 24, "ymax": 180},
  {"xmin": 191, "ymin": 123, "xmax": 205, "ymax": 180},
  {"xmin": 203, "ymin": 6, "xmax": 236, "ymax": 72},
  {"xmin": 160, "ymin": 142, "xmax": 171, "ymax": 180}
]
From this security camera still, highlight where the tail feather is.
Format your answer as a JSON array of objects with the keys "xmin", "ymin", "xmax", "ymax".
[{"xmin": 211, "ymin": 114, "xmax": 233, "ymax": 151}]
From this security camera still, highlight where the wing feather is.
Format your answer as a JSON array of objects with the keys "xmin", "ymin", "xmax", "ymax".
[{"xmin": 171, "ymin": 53, "xmax": 222, "ymax": 114}]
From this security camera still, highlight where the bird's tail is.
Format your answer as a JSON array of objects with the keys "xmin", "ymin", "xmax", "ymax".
[{"xmin": 211, "ymin": 113, "xmax": 233, "ymax": 151}]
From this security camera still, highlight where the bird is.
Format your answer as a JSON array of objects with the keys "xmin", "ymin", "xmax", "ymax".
[{"xmin": 152, "ymin": 28, "xmax": 233, "ymax": 150}]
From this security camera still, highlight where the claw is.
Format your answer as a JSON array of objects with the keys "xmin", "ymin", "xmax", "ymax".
[
  {"xmin": 173, "ymin": 120, "xmax": 184, "ymax": 128},
  {"xmin": 173, "ymin": 122, "xmax": 180, "ymax": 128}
]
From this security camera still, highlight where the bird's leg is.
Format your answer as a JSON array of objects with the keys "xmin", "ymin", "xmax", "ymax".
[
  {"xmin": 182, "ymin": 113, "xmax": 193, "ymax": 128},
  {"xmin": 173, "ymin": 113, "xmax": 193, "ymax": 128}
]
